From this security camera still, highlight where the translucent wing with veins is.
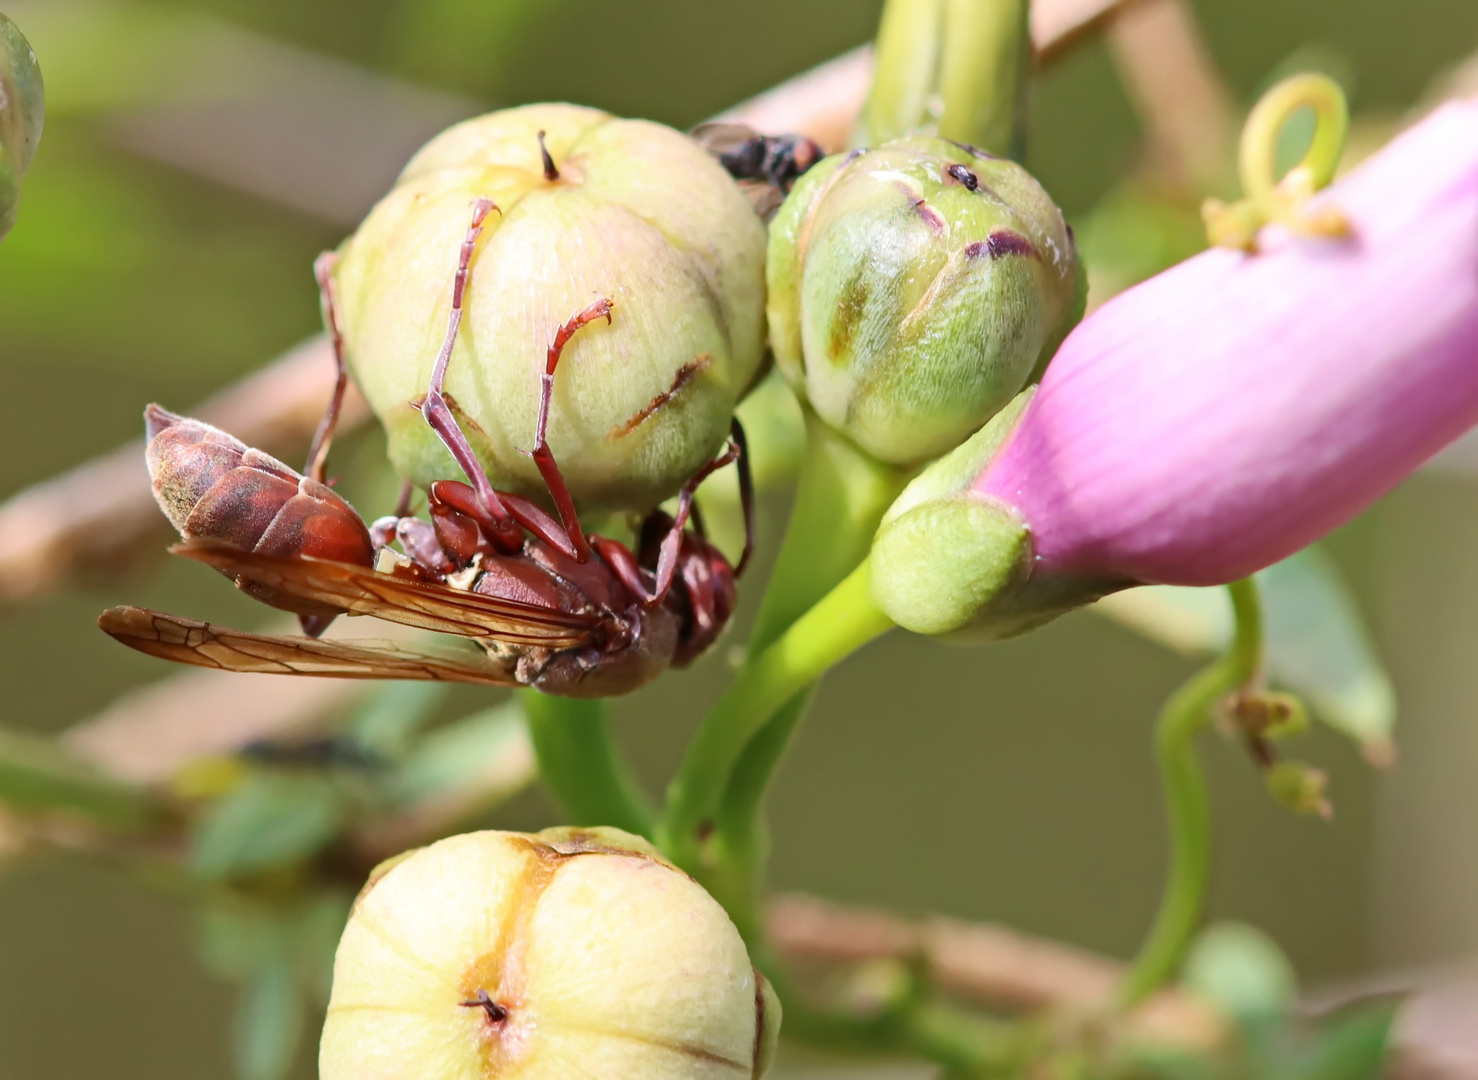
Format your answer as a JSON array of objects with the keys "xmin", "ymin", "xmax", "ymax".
[
  {"xmin": 98, "ymin": 606, "xmax": 522, "ymax": 686},
  {"xmin": 173, "ymin": 538, "xmax": 602, "ymax": 648}
]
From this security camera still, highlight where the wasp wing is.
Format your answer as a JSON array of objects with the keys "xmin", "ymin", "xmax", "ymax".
[
  {"xmin": 173, "ymin": 539, "xmax": 600, "ymax": 647},
  {"xmin": 99, "ymin": 606, "xmax": 521, "ymax": 686}
]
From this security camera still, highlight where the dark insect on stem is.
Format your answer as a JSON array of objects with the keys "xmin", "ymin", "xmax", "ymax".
[
  {"xmin": 100, "ymin": 199, "xmax": 755, "ymax": 699},
  {"xmin": 460, "ymin": 990, "xmax": 509, "ymax": 1023},
  {"xmin": 946, "ymin": 163, "xmax": 980, "ymax": 192},
  {"xmin": 691, "ymin": 122, "xmax": 824, "ymax": 218}
]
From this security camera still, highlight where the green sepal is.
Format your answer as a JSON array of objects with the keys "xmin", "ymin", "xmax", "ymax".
[
  {"xmin": 870, "ymin": 491, "xmax": 1030, "ymax": 636},
  {"xmin": 869, "ymin": 387, "xmax": 1128, "ymax": 640}
]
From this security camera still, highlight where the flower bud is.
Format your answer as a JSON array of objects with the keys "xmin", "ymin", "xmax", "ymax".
[
  {"xmin": 0, "ymin": 14, "xmax": 44, "ymax": 239},
  {"xmin": 870, "ymin": 101, "xmax": 1478, "ymax": 642},
  {"xmin": 320, "ymin": 826, "xmax": 780, "ymax": 1079},
  {"xmin": 334, "ymin": 103, "xmax": 768, "ymax": 515},
  {"xmin": 766, "ymin": 136, "xmax": 1083, "ymax": 466}
]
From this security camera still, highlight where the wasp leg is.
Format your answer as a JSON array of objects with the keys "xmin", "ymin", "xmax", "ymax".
[
  {"xmin": 418, "ymin": 197, "xmax": 525, "ymax": 552},
  {"xmin": 298, "ymin": 252, "xmax": 355, "ymax": 642},
  {"xmin": 305, "ymin": 251, "xmax": 349, "ymax": 486},
  {"xmin": 628, "ymin": 431, "xmax": 743, "ymax": 608},
  {"xmin": 728, "ymin": 417, "xmax": 755, "ymax": 577},
  {"xmin": 524, "ymin": 298, "xmax": 612, "ymax": 563}
]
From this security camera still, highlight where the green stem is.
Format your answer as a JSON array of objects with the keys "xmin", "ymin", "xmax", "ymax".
[
  {"xmin": 520, "ymin": 690, "xmax": 656, "ymax": 839},
  {"xmin": 660, "ymin": 562, "xmax": 895, "ymax": 868},
  {"xmin": 858, "ymin": 0, "xmax": 1031, "ymax": 156},
  {"xmin": 1117, "ymin": 578, "xmax": 1262, "ymax": 1005},
  {"xmin": 698, "ymin": 415, "xmax": 909, "ymax": 931},
  {"xmin": 750, "ymin": 411, "xmax": 913, "ymax": 656}
]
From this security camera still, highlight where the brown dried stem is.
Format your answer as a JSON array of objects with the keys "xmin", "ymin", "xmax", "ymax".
[{"xmin": 766, "ymin": 893, "xmax": 1226, "ymax": 1051}]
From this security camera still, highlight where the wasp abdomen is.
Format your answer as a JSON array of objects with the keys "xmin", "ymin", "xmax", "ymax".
[{"xmin": 144, "ymin": 405, "xmax": 374, "ymax": 615}]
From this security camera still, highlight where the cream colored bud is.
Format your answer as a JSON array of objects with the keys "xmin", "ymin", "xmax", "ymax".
[
  {"xmin": 320, "ymin": 826, "xmax": 780, "ymax": 1079},
  {"xmin": 334, "ymin": 103, "xmax": 768, "ymax": 515}
]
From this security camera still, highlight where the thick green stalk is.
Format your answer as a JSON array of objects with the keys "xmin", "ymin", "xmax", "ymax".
[
  {"xmin": 690, "ymin": 415, "xmax": 908, "ymax": 931},
  {"xmin": 858, "ymin": 0, "xmax": 1031, "ymax": 156},
  {"xmin": 520, "ymin": 690, "xmax": 656, "ymax": 839},
  {"xmin": 660, "ymin": 562, "xmax": 896, "ymax": 869},
  {"xmin": 1117, "ymin": 578, "xmax": 1263, "ymax": 1005}
]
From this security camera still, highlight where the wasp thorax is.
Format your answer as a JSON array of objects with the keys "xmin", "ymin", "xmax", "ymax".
[
  {"xmin": 143, "ymin": 406, "xmax": 374, "ymax": 616},
  {"xmin": 320, "ymin": 826, "xmax": 781, "ymax": 1079},
  {"xmin": 333, "ymin": 103, "xmax": 768, "ymax": 516},
  {"xmin": 767, "ymin": 136, "xmax": 1085, "ymax": 466}
]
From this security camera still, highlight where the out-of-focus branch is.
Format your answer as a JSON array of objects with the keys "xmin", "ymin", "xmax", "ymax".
[
  {"xmin": 0, "ymin": 337, "xmax": 366, "ymax": 603},
  {"xmin": 720, "ymin": 0, "xmax": 1135, "ymax": 150},
  {"xmin": 767, "ymin": 893, "xmax": 1225, "ymax": 1050},
  {"xmin": 1102, "ymin": 0, "xmax": 1236, "ymax": 191}
]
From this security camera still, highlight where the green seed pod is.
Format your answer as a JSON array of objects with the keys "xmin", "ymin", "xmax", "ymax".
[
  {"xmin": 0, "ymin": 14, "xmax": 45, "ymax": 240},
  {"xmin": 333, "ymin": 103, "xmax": 768, "ymax": 516},
  {"xmin": 320, "ymin": 826, "xmax": 781, "ymax": 1079},
  {"xmin": 767, "ymin": 135, "xmax": 1084, "ymax": 466}
]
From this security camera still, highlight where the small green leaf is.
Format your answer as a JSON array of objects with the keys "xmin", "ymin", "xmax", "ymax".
[
  {"xmin": 385, "ymin": 701, "xmax": 534, "ymax": 811},
  {"xmin": 290, "ymin": 890, "xmax": 351, "ymax": 1005},
  {"xmin": 1183, "ymin": 922, "xmax": 1297, "ymax": 1025},
  {"xmin": 1093, "ymin": 547, "xmax": 1396, "ymax": 758},
  {"xmin": 234, "ymin": 961, "xmax": 304, "ymax": 1080},
  {"xmin": 347, "ymin": 681, "xmax": 449, "ymax": 761},
  {"xmin": 1258, "ymin": 550, "xmax": 1396, "ymax": 759},
  {"xmin": 190, "ymin": 773, "xmax": 345, "ymax": 881},
  {"xmin": 198, "ymin": 896, "xmax": 286, "ymax": 981},
  {"xmin": 1298, "ymin": 1005, "xmax": 1396, "ymax": 1080},
  {"xmin": 0, "ymin": 726, "xmax": 152, "ymax": 829}
]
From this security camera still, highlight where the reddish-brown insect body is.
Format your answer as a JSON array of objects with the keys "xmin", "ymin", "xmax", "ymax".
[{"xmin": 102, "ymin": 184, "xmax": 754, "ymax": 700}]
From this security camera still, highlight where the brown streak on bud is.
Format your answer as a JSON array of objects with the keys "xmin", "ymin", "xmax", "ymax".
[
  {"xmin": 752, "ymin": 969, "xmax": 767, "ymax": 1080},
  {"xmin": 828, "ymin": 273, "xmax": 870, "ymax": 362},
  {"xmin": 983, "ymin": 229, "xmax": 1037, "ymax": 260},
  {"xmin": 606, "ymin": 354, "xmax": 714, "ymax": 439}
]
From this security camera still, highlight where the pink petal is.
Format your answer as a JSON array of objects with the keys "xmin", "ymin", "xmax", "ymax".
[{"xmin": 975, "ymin": 99, "xmax": 1478, "ymax": 586}]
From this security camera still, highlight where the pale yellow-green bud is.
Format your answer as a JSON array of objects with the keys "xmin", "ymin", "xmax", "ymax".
[
  {"xmin": 320, "ymin": 826, "xmax": 780, "ymax": 1079},
  {"xmin": 767, "ymin": 135, "xmax": 1084, "ymax": 466},
  {"xmin": 334, "ymin": 103, "xmax": 768, "ymax": 515}
]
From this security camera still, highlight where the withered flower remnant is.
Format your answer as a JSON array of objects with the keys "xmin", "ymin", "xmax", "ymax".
[
  {"xmin": 320, "ymin": 827, "xmax": 781, "ymax": 1079},
  {"xmin": 766, "ymin": 135, "xmax": 1084, "ymax": 466},
  {"xmin": 333, "ymin": 103, "xmax": 768, "ymax": 517}
]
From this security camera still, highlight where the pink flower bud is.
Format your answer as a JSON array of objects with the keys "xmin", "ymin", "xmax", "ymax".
[{"xmin": 974, "ymin": 99, "xmax": 1478, "ymax": 587}]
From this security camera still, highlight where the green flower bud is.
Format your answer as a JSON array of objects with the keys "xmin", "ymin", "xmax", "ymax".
[
  {"xmin": 335, "ymin": 103, "xmax": 768, "ymax": 515},
  {"xmin": 1264, "ymin": 760, "xmax": 1332, "ymax": 820},
  {"xmin": 321, "ymin": 826, "xmax": 780, "ymax": 1079},
  {"xmin": 767, "ymin": 136, "xmax": 1084, "ymax": 466},
  {"xmin": 0, "ymin": 14, "xmax": 44, "ymax": 240}
]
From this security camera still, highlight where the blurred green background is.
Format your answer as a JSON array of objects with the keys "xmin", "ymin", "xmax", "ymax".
[{"xmin": 2, "ymin": 0, "xmax": 1477, "ymax": 1076}]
